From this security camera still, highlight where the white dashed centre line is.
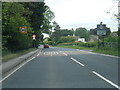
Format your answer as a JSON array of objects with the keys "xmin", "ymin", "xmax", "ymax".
[
  {"xmin": 71, "ymin": 57, "xmax": 85, "ymax": 67},
  {"xmin": 92, "ymin": 71, "xmax": 120, "ymax": 89}
]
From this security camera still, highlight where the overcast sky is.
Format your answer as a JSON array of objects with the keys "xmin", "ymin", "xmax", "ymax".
[{"xmin": 45, "ymin": 0, "xmax": 118, "ymax": 31}]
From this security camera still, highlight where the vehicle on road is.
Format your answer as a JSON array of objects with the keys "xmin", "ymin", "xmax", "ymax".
[{"xmin": 44, "ymin": 44, "xmax": 49, "ymax": 48}]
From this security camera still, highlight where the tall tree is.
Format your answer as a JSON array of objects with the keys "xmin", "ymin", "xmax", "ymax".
[
  {"xmin": 50, "ymin": 21, "xmax": 61, "ymax": 45},
  {"xmin": 2, "ymin": 2, "xmax": 33, "ymax": 51},
  {"xmin": 42, "ymin": 5, "xmax": 55, "ymax": 34},
  {"xmin": 22, "ymin": 2, "xmax": 46, "ymax": 47},
  {"xmin": 60, "ymin": 29, "xmax": 74, "ymax": 36}
]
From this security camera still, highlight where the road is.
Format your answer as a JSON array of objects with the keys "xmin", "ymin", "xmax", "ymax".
[{"xmin": 2, "ymin": 47, "xmax": 119, "ymax": 88}]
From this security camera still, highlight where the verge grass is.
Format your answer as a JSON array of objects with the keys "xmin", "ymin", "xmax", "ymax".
[
  {"xmin": 55, "ymin": 45, "xmax": 119, "ymax": 57},
  {"xmin": 2, "ymin": 48, "xmax": 37, "ymax": 62}
]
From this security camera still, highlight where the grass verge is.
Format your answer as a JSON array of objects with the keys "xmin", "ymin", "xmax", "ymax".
[
  {"xmin": 2, "ymin": 48, "xmax": 37, "ymax": 62},
  {"xmin": 55, "ymin": 45, "xmax": 119, "ymax": 57}
]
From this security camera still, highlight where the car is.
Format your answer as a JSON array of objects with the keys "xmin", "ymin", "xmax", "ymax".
[{"xmin": 44, "ymin": 44, "xmax": 49, "ymax": 48}]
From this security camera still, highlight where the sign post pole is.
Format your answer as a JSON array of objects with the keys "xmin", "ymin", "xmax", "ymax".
[{"xmin": 97, "ymin": 22, "xmax": 106, "ymax": 48}]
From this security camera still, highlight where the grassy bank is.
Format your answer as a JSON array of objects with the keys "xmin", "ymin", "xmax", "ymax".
[
  {"xmin": 2, "ymin": 48, "xmax": 37, "ymax": 62},
  {"xmin": 56, "ymin": 45, "xmax": 119, "ymax": 57}
]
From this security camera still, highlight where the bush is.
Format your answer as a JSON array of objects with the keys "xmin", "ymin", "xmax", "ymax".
[
  {"xmin": 59, "ymin": 36, "xmax": 76, "ymax": 43},
  {"xmin": 58, "ymin": 42, "xmax": 97, "ymax": 48}
]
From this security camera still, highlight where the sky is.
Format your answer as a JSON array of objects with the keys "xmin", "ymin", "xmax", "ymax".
[{"xmin": 44, "ymin": 0, "xmax": 118, "ymax": 31}]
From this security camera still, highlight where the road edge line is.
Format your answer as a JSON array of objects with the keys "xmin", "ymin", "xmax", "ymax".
[{"xmin": 0, "ymin": 57, "xmax": 36, "ymax": 83}]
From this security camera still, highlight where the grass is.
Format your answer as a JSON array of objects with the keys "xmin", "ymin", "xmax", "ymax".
[
  {"xmin": 2, "ymin": 48, "xmax": 37, "ymax": 62},
  {"xmin": 93, "ymin": 47, "xmax": 119, "ymax": 56},
  {"xmin": 55, "ymin": 45, "xmax": 119, "ymax": 57},
  {"xmin": 56, "ymin": 45, "xmax": 94, "ymax": 50}
]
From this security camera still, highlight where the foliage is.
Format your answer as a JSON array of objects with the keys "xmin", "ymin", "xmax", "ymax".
[
  {"xmin": 50, "ymin": 21, "xmax": 61, "ymax": 45},
  {"xmin": 104, "ymin": 36, "xmax": 118, "ymax": 42},
  {"xmin": 2, "ymin": 2, "xmax": 33, "ymax": 52},
  {"xmin": 2, "ymin": 2, "xmax": 52, "ymax": 53},
  {"xmin": 58, "ymin": 42, "xmax": 97, "ymax": 48},
  {"xmin": 59, "ymin": 36, "xmax": 76, "ymax": 43},
  {"xmin": 75, "ymin": 27, "xmax": 90, "ymax": 41},
  {"xmin": 60, "ymin": 29, "xmax": 74, "ymax": 36},
  {"xmin": 42, "ymin": 5, "xmax": 55, "ymax": 33}
]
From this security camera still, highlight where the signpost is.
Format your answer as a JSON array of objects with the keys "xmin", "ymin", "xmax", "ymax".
[
  {"xmin": 32, "ymin": 34, "xmax": 36, "ymax": 47},
  {"xmin": 96, "ymin": 22, "xmax": 106, "ymax": 48}
]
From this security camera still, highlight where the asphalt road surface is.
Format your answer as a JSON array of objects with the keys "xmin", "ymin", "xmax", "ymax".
[{"xmin": 2, "ymin": 47, "xmax": 119, "ymax": 88}]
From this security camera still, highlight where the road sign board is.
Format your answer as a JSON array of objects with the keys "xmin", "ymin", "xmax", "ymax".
[
  {"xmin": 97, "ymin": 29, "xmax": 106, "ymax": 36},
  {"xmin": 32, "ymin": 34, "xmax": 36, "ymax": 40},
  {"xmin": 20, "ymin": 26, "xmax": 27, "ymax": 34}
]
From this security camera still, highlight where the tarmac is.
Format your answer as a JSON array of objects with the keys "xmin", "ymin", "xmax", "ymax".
[{"xmin": 1, "ymin": 48, "xmax": 42, "ymax": 78}]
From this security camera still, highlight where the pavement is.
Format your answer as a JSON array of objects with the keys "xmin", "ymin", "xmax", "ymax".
[{"xmin": 1, "ymin": 48, "xmax": 42, "ymax": 78}]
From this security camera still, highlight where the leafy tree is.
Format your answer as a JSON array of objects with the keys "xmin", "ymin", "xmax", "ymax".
[
  {"xmin": 50, "ymin": 21, "xmax": 61, "ymax": 45},
  {"xmin": 22, "ymin": 2, "xmax": 46, "ymax": 47},
  {"xmin": 75, "ymin": 27, "xmax": 90, "ymax": 41},
  {"xmin": 42, "ymin": 5, "xmax": 55, "ymax": 34},
  {"xmin": 60, "ymin": 29, "xmax": 74, "ymax": 36},
  {"xmin": 2, "ymin": 2, "xmax": 33, "ymax": 51}
]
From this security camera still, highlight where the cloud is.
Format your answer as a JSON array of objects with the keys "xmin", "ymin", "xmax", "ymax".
[{"xmin": 45, "ymin": 0, "xmax": 118, "ymax": 31}]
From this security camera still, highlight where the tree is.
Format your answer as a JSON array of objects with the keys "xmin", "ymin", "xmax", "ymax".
[
  {"xmin": 21, "ymin": 2, "xmax": 47, "ymax": 47},
  {"xmin": 42, "ymin": 5, "xmax": 55, "ymax": 34},
  {"xmin": 50, "ymin": 21, "xmax": 62, "ymax": 45},
  {"xmin": 60, "ymin": 29, "xmax": 74, "ymax": 36},
  {"xmin": 75, "ymin": 27, "xmax": 90, "ymax": 41},
  {"xmin": 2, "ymin": 2, "xmax": 33, "ymax": 51}
]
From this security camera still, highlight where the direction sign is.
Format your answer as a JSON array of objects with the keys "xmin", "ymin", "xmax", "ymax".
[{"xmin": 97, "ymin": 29, "xmax": 106, "ymax": 36}]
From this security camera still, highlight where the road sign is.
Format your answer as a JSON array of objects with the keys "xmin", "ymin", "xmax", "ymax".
[
  {"xmin": 20, "ymin": 26, "xmax": 27, "ymax": 34},
  {"xmin": 32, "ymin": 34, "xmax": 36, "ymax": 40},
  {"xmin": 96, "ymin": 22, "xmax": 106, "ymax": 36},
  {"xmin": 97, "ymin": 29, "xmax": 106, "ymax": 36}
]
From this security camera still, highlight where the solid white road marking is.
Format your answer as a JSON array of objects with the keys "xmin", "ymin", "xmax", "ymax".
[
  {"xmin": 0, "ymin": 57, "xmax": 36, "ymax": 83},
  {"xmin": 63, "ymin": 53, "xmax": 68, "ymax": 56},
  {"xmin": 92, "ymin": 71, "xmax": 120, "ymax": 89},
  {"xmin": 51, "ymin": 52, "xmax": 52, "ymax": 56},
  {"xmin": 71, "ymin": 57, "xmax": 85, "ymax": 67},
  {"xmin": 37, "ymin": 54, "xmax": 39, "ymax": 56}
]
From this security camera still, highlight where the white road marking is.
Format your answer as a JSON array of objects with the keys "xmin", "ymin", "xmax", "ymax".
[
  {"xmin": 92, "ymin": 71, "xmax": 120, "ymax": 89},
  {"xmin": 43, "ymin": 52, "xmax": 45, "ymax": 55},
  {"xmin": 71, "ymin": 57, "xmax": 85, "ymax": 67},
  {"xmin": 56, "ymin": 52, "xmax": 59, "ymax": 54},
  {"xmin": 37, "ymin": 54, "xmax": 39, "ymax": 56},
  {"xmin": 0, "ymin": 57, "xmax": 36, "ymax": 83},
  {"xmin": 51, "ymin": 52, "xmax": 52, "ymax": 56},
  {"xmin": 63, "ymin": 53, "xmax": 68, "ymax": 56}
]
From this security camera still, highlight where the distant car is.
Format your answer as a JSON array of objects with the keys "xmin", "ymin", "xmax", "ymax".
[{"xmin": 44, "ymin": 44, "xmax": 49, "ymax": 48}]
